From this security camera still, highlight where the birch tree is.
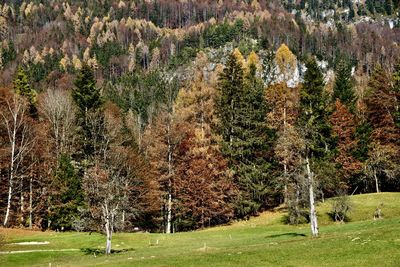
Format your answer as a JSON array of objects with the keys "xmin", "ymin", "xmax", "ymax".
[
  {"xmin": 84, "ymin": 163, "xmax": 125, "ymax": 255},
  {"xmin": 0, "ymin": 90, "xmax": 33, "ymax": 226}
]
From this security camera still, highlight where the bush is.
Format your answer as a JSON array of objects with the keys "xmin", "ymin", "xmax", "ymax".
[
  {"xmin": 329, "ymin": 194, "xmax": 351, "ymax": 223},
  {"xmin": 282, "ymin": 207, "xmax": 309, "ymax": 225}
]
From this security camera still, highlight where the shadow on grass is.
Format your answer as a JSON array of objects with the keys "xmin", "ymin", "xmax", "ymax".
[
  {"xmin": 81, "ymin": 247, "xmax": 135, "ymax": 255},
  {"xmin": 265, "ymin": 232, "xmax": 306, "ymax": 239}
]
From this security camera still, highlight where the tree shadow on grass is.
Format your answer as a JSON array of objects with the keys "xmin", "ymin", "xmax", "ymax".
[
  {"xmin": 80, "ymin": 247, "xmax": 135, "ymax": 255},
  {"xmin": 265, "ymin": 233, "xmax": 306, "ymax": 239}
]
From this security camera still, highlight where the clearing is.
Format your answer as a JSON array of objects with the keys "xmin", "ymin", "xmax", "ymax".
[{"xmin": 1, "ymin": 193, "xmax": 400, "ymax": 266}]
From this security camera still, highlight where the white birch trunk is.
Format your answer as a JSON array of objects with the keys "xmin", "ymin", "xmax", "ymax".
[
  {"xmin": 103, "ymin": 204, "xmax": 112, "ymax": 255},
  {"xmin": 3, "ymin": 99, "xmax": 18, "ymax": 226},
  {"xmin": 166, "ymin": 192, "xmax": 172, "ymax": 234},
  {"xmin": 20, "ymin": 180, "xmax": 24, "ymax": 225},
  {"xmin": 29, "ymin": 176, "xmax": 33, "ymax": 229},
  {"xmin": 4, "ymin": 184, "xmax": 13, "ymax": 226},
  {"xmin": 166, "ymin": 112, "xmax": 173, "ymax": 234},
  {"xmin": 306, "ymin": 156, "xmax": 318, "ymax": 237}
]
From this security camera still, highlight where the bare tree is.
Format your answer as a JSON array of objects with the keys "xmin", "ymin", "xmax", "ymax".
[
  {"xmin": 39, "ymin": 89, "xmax": 75, "ymax": 157},
  {"xmin": 84, "ymin": 163, "xmax": 126, "ymax": 255},
  {"xmin": 364, "ymin": 143, "xmax": 398, "ymax": 193},
  {"xmin": 81, "ymin": 103, "xmax": 154, "ymax": 255},
  {"xmin": 0, "ymin": 92, "xmax": 33, "ymax": 226}
]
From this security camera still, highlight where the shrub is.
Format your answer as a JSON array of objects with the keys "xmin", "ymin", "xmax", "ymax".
[{"xmin": 329, "ymin": 194, "xmax": 351, "ymax": 223}]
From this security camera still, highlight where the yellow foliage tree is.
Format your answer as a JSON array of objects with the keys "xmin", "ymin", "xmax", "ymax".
[{"xmin": 275, "ymin": 43, "xmax": 297, "ymax": 81}]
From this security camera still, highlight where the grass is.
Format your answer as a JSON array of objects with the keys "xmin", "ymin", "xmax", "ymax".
[{"xmin": 1, "ymin": 193, "xmax": 400, "ymax": 266}]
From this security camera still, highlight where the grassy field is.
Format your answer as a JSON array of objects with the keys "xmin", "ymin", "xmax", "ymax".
[{"xmin": 1, "ymin": 193, "xmax": 400, "ymax": 266}]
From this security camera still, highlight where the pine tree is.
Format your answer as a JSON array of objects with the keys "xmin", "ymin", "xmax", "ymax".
[
  {"xmin": 297, "ymin": 57, "xmax": 332, "ymax": 237},
  {"xmin": 72, "ymin": 63, "xmax": 104, "ymax": 157},
  {"xmin": 333, "ymin": 60, "xmax": 356, "ymax": 111},
  {"xmin": 72, "ymin": 64, "xmax": 103, "ymax": 114},
  {"xmin": 298, "ymin": 57, "xmax": 332, "ymax": 159},
  {"xmin": 216, "ymin": 49, "xmax": 245, "ymax": 159},
  {"xmin": 13, "ymin": 66, "xmax": 37, "ymax": 118},
  {"xmin": 49, "ymin": 154, "xmax": 84, "ymax": 230},
  {"xmin": 216, "ymin": 50, "xmax": 274, "ymax": 218}
]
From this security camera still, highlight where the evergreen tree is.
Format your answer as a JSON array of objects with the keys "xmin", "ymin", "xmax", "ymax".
[
  {"xmin": 366, "ymin": 0, "xmax": 376, "ymax": 14},
  {"xmin": 49, "ymin": 155, "xmax": 84, "ymax": 230},
  {"xmin": 72, "ymin": 64, "xmax": 103, "ymax": 114},
  {"xmin": 298, "ymin": 57, "xmax": 332, "ymax": 159},
  {"xmin": 72, "ymin": 64, "xmax": 104, "ymax": 157},
  {"xmin": 297, "ymin": 57, "xmax": 332, "ymax": 237},
  {"xmin": 216, "ymin": 50, "xmax": 274, "ymax": 217},
  {"xmin": 13, "ymin": 66, "xmax": 37, "ymax": 118},
  {"xmin": 333, "ymin": 60, "xmax": 356, "ymax": 111},
  {"xmin": 385, "ymin": 0, "xmax": 393, "ymax": 15}
]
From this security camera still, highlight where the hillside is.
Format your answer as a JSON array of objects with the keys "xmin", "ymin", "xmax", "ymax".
[
  {"xmin": 1, "ymin": 193, "xmax": 400, "ymax": 266},
  {"xmin": 0, "ymin": 0, "xmax": 399, "ymax": 261}
]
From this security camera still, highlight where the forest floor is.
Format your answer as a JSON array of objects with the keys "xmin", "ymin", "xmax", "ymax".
[{"xmin": 1, "ymin": 193, "xmax": 400, "ymax": 266}]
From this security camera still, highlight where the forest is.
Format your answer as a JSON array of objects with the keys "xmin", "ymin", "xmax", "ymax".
[{"xmin": 0, "ymin": 0, "xmax": 399, "ymax": 256}]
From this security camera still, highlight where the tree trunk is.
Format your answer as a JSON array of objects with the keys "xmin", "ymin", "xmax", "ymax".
[
  {"xmin": 166, "ymin": 112, "xmax": 174, "ymax": 234},
  {"xmin": 20, "ymin": 179, "xmax": 24, "ymax": 225},
  {"xmin": 29, "ymin": 176, "xmax": 33, "ymax": 229},
  {"xmin": 166, "ymin": 191, "xmax": 172, "ymax": 234},
  {"xmin": 374, "ymin": 169, "xmax": 380, "ymax": 193},
  {"xmin": 283, "ymin": 163, "xmax": 288, "ymax": 204},
  {"xmin": 4, "ymin": 122, "xmax": 17, "ymax": 227},
  {"xmin": 4, "ymin": 182, "xmax": 13, "ymax": 226},
  {"xmin": 283, "ymin": 106, "xmax": 288, "ymax": 204},
  {"xmin": 105, "ymin": 231, "xmax": 112, "ymax": 255},
  {"xmin": 306, "ymin": 156, "xmax": 318, "ymax": 237},
  {"xmin": 103, "ymin": 204, "xmax": 112, "ymax": 255}
]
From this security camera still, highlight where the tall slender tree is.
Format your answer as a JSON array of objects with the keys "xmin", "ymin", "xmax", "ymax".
[
  {"xmin": 174, "ymin": 52, "xmax": 236, "ymax": 230},
  {"xmin": 72, "ymin": 63, "xmax": 104, "ymax": 158},
  {"xmin": 364, "ymin": 66, "xmax": 400, "ymax": 192},
  {"xmin": 297, "ymin": 57, "xmax": 332, "ymax": 237},
  {"xmin": 330, "ymin": 100, "xmax": 361, "ymax": 181}
]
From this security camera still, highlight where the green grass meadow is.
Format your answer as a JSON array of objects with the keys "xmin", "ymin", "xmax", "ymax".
[{"xmin": 1, "ymin": 193, "xmax": 400, "ymax": 266}]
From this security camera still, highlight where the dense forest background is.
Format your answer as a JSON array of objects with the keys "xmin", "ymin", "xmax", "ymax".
[{"xmin": 0, "ymin": 0, "xmax": 399, "ymax": 236}]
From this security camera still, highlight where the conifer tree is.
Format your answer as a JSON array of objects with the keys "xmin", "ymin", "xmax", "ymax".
[
  {"xmin": 172, "ymin": 52, "xmax": 237, "ymax": 230},
  {"xmin": 385, "ymin": 0, "xmax": 393, "ymax": 15},
  {"xmin": 72, "ymin": 63, "xmax": 104, "ymax": 157},
  {"xmin": 333, "ymin": 60, "xmax": 356, "ymax": 111},
  {"xmin": 49, "ymin": 155, "xmax": 83, "ymax": 230},
  {"xmin": 216, "ymin": 50, "xmax": 274, "ymax": 217},
  {"xmin": 13, "ymin": 66, "xmax": 37, "ymax": 118},
  {"xmin": 297, "ymin": 57, "xmax": 332, "ymax": 237},
  {"xmin": 299, "ymin": 57, "xmax": 332, "ymax": 159}
]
